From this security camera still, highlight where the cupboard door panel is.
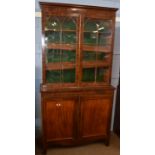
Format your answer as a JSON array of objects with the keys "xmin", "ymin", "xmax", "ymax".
[
  {"xmin": 45, "ymin": 98, "xmax": 76, "ymax": 141},
  {"xmin": 80, "ymin": 97, "xmax": 112, "ymax": 138}
]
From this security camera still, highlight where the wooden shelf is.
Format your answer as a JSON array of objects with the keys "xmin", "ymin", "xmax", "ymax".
[
  {"xmin": 45, "ymin": 30, "xmax": 111, "ymax": 34},
  {"xmin": 82, "ymin": 61, "xmax": 110, "ymax": 68},
  {"xmin": 47, "ymin": 44, "xmax": 111, "ymax": 52},
  {"xmin": 46, "ymin": 62, "xmax": 75, "ymax": 70},
  {"xmin": 82, "ymin": 45, "xmax": 111, "ymax": 52},
  {"xmin": 47, "ymin": 43, "xmax": 76, "ymax": 50},
  {"xmin": 84, "ymin": 31, "xmax": 112, "ymax": 34},
  {"xmin": 45, "ymin": 29, "xmax": 76, "ymax": 32}
]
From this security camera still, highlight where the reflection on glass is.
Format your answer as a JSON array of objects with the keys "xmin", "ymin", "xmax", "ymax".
[
  {"xmin": 45, "ymin": 17, "xmax": 60, "ymax": 30},
  {"xmin": 84, "ymin": 19, "xmax": 112, "ymax": 46},
  {"xmin": 46, "ymin": 17, "xmax": 76, "ymax": 31},
  {"xmin": 45, "ymin": 31, "xmax": 60, "ymax": 43},
  {"xmin": 82, "ymin": 68, "xmax": 95, "ymax": 82},
  {"xmin": 45, "ymin": 17, "xmax": 76, "ymax": 44},
  {"xmin": 84, "ymin": 19, "xmax": 111, "ymax": 33}
]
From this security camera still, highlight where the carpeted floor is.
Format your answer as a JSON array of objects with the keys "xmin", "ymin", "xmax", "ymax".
[{"xmin": 36, "ymin": 133, "xmax": 120, "ymax": 155}]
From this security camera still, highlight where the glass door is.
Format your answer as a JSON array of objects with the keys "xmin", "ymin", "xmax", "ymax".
[
  {"xmin": 44, "ymin": 16, "xmax": 78, "ymax": 86},
  {"xmin": 81, "ymin": 18, "xmax": 113, "ymax": 85}
]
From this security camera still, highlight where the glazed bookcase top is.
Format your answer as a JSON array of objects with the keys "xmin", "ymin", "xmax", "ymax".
[{"xmin": 40, "ymin": 2, "xmax": 117, "ymax": 88}]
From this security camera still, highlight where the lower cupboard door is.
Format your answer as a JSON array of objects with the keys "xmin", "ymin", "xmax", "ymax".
[
  {"xmin": 80, "ymin": 97, "xmax": 112, "ymax": 139},
  {"xmin": 45, "ymin": 98, "xmax": 76, "ymax": 142}
]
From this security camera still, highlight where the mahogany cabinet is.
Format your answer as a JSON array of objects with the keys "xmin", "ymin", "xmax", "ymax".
[{"xmin": 40, "ymin": 2, "xmax": 117, "ymax": 153}]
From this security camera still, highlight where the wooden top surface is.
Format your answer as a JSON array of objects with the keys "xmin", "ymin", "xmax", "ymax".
[
  {"xmin": 39, "ymin": 2, "xmax": 118, "ymax": 11},
  {"xmin": 41, "ymin": 84, "xmax": 115, "ymax": 92}
]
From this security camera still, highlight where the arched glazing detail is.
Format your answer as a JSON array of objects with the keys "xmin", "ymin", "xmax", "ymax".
[
  {"xmin": 45, "ymin": 16, "xmax": 76, "ymax": 44},
  {"xmin": 45, "ymin": 17, "xmax": 61, "ymax": 44},
  {"xmin": 63, "ymin": 17, "xmax": 76, "ymax": 30},
  {"xmin": 45, "ymin": 17, "xmax": 61, "ymax": 30},
  {"xmin": 62, "ymin": 17, "xmax": 76, "ymax": 44},
  {"xmin": 44, "ymin": 16, "xmax": 77, "ymax": 84}
]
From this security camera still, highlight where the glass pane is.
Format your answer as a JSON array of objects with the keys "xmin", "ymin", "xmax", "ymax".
[
  {"xmin": 46, "ymin": 70, "xmax": 61, "ymax": 83},
  {"xmin": 84, "ymin": 19, "xmax": 112, "ymax": 46},
  {"xmin": 62, "ymin": 69, "xmax": 75, "ymax": 83},
  {"xmin": 100, "ymin": 21, "xmax": 112, "ymax": 33},
  {"xmin": 83, "ymin": 51, "xmax": 108, "ymax": 61},
  {"xmin": 82, "ymin": 68, "xmax": 95, "ymax": 82},
  {"xmin": 62, "ymin": 50, "xmax": 76, "ymax": 62},
  {"xmin": 62, "ymin": 32, "xmax": 76, "ymax": 44},
  {"xmin": 45, "ymin": 17, "xmax": 77, "ymax": 44},
  {"xmin": 84, "ymin": 19, "xmax": 111, "ymax": 33},
  {"xmin": 84, "ymin": 32, "xmax": 97, "ymax": 45},
  {"xmin": 46, "ymin": 69, "xmax": 75, "ymax": 83},
  {"xmin": 45, "ymin": 17, "xmax": 60, "ymax": 30},
  {"xmin": 63, "ymin": 18, "xmax": 76, "ymax": 30},
  {"xmin": 98, "ymin": 34, "xmax": 108, "ymax": 46},
  {"xmin": 45, "ymin": 16, "xmax": 77, "ymax": 84},
  {"xmin": 84, "ymin": 20, "xmax": 97, "ymax": 31},
  {"xmin": 46, "ymin": 49, "xmax": 60, "ymax": 63},
  {"xmin": 96, "ymin": 68, "xmax": 105, "ymax": 82},
  {"xmin": 83, "ymin": 51, "xmax": 96, "ymax": 61},
  {"xmin": 97, "ymin": 52, "xmax": 106, "ymax": 61},
  {"xmin": 45, "ymin": 31, "xmax": 60, "ymax": 43},
  {"xmin": 46, "ymin": 49, "xmax": 76, "ymax": 63}
]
